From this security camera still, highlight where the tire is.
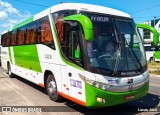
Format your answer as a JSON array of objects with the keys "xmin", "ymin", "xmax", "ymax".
[
  {"xmin": 150, "ymin": 57, "xmax": 154, "ymax": 62},
  {"xmin": 46, "ymin": 74, "xmax": 62, "ymax": 102},
  {"xmin": 7, "ymin": 63, "xmax": 14, "ymax": 78}
]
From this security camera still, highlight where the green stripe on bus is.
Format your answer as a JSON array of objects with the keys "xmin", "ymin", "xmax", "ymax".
[
  {"xmin": 8, "ymin": 47, "xmax": 12, "ymax": 64},
  {"xmin": 12, "ymin": 16, "xmax": 34, "ymax": 30},
  {"xmin": 13, "ymin": 45, "xmax": 42, "ymax": 73},
  {"xmin": 85, "ymin": 82, "xmax": 149, "ymax": 108}
]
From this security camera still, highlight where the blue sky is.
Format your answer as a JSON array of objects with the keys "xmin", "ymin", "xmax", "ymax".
[{"xmin": 0, "ymin": 0, "xmax": 160, "ymax": 34}]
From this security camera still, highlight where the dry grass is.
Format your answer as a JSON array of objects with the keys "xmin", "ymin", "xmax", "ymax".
[{"xmin": 148, "ymin": 62, "xmax": 160, "ymax": 75}]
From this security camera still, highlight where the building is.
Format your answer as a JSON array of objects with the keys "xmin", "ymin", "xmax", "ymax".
[{"xmin": 143, "ymin": 19, "xmax": 160, "ymax": 44}]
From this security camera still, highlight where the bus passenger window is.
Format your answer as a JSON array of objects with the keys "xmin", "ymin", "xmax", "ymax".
[
  {"xmin": 12, "ymin": 30, "xmax": 17, "ymax": 46},
  {"xmin": 6, "ymin": 33, "xmax": 11, "ymax": 46},
  {"xmin": 30, "ymin": 25, "xmax": 36, "ymax": 44},
  {"xmin": 1, "ymin": 34, "xmax": 6, "ymax": 47},
  {"xmin": 41, "ymin": 21, "xmax": 52, "ymax": 43},
  {"xmin": 25, "ymin": 23, "xmax": 36, "ymax": 44},
  {"xmin": 25, "ymin": 29, "xmax": 30, "ymax": 44},
  {"xmin": 55, "ymin": 14, "xmax": 64, "ymax": 42},
  {"xmin": 17, "ymin": 28, "xmax": 25, "ymax": 45}
]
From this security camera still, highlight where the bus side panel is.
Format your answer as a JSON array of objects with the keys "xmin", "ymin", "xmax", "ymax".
[
  {"xmin": 13, "ymin": 44, "xmax": 42, "ymax": 73},
  {"xmin": 1, "ymin": 47, "xmax": 10, "ymax": 70},
  {"xmin": 9, "ymin": 44, "xmax": 43, "ymax": 84},
  {"xmin": 36, "ymin": 44, "xmax": 62, "ymax": 92}
]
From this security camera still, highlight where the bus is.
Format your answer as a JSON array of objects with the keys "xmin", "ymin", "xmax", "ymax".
[
  {"xmin": 143, "ymin": 19, "xmax": 160, "ymax": 44},
  {"xmin": 144, "ymin": 44, "xmax": 160, "ymax": 62},
  {"xmin": 144, "ymin": 44, "xmax": 154, "ymax": 62},
  {"xmin": 1, "ymin": 3, "xmax": 150, "ymax": 108},
  {"xmin": 137, "ymin": 23, "xmax": 160, "ymax": 63}
]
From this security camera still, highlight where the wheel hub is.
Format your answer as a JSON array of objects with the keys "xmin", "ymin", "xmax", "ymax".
[{"xmin": 48, "ymin": 81, "xmax": 56, "ymax": 95}]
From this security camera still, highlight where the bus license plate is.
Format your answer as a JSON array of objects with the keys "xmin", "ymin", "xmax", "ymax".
[{"xmin": 125, "ymin": 94, "xmax": 135, "ymax": 100}]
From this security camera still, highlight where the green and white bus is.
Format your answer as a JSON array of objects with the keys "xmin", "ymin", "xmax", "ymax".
[{"xmin": 1, "ymin": 3, "xmax": 150, "ymax": 108}]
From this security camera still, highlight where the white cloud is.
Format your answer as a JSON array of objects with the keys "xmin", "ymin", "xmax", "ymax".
[
  {"xmin": 0, "ymin": 0, "xmax": 22, "ymax": 17},
  {"xmin": 0, "ymin": 0, "xmax": 32, "ymax": 34},
  {"xmin": 0, "ymin": 11, "xmax": 8, "ymax": 20}
]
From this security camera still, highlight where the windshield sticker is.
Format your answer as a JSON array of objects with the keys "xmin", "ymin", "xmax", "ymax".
[
  {"xmin": 70, "ymin": 79, "xmax": 82, "ymax": 89},
  {"xmin": 91, "ymin": 16, "xmax": 109, "ymax": 22}
]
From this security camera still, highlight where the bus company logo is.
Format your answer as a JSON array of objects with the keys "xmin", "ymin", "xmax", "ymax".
[
  {"xmin": 127, "ymin": 78, "xmax": 133, "ymax": 84},
  {"xmin": 128, "ymin": 85, "xmax": 133, "ymax": 91}
]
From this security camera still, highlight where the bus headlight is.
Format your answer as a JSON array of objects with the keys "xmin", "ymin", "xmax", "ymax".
[{"xmin": 79, "ymin": 74, "xmax": 112, "ymax": 90}]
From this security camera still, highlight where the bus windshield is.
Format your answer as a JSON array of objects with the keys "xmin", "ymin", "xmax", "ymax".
[{"xmin": 82, "ymin": 13, "xmax": 146, "ymax": 74}]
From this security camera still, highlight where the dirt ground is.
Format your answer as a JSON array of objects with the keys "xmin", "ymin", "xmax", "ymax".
[{"xmin": 148, "ymin": 62, "xmax": 160, "ymax": 74}]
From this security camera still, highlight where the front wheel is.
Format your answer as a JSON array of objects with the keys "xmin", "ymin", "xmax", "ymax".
[{"xmin": 46, "ymin": 74, "xmax": 62, "ymax": 102}]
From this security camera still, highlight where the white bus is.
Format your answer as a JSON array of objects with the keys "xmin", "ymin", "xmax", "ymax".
[
  {"xmin": 1, "ymin": 3, "xmax": 149, "ymax": 108},
  {"xmin": 144, "ymin": 44, "xmax": 154, "ymax": 62}
]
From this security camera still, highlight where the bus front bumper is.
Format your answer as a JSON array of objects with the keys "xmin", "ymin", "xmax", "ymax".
[{"xmin": 85, "ymin": 81, "xmax": 149, "ymax": 108}]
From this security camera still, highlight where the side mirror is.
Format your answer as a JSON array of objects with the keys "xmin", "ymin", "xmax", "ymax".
[
  {"xmin": 136, "ymin": 23, "xmax": 159, "ymax": 46},
  {"xmin": 64, "ymin": 15, "xmax": 94, "ymax": 41},
  {"xmin": 74, "ymin": 50, "xmax": 81, "ymax": 59}
]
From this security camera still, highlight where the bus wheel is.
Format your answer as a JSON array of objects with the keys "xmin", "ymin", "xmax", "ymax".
[
  {"xmin": 46, "ymin": 74, "xmax": 62, "ymax": 102},
  {"xmin": 150, "ymin": 57, "xmax": 154, "ymax": 62},
  {"xmin": 7, "ymin": 64, "xmax": 14, "ymax": 78}
]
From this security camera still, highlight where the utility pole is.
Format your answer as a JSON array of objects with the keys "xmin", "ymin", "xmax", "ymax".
[
  {"xmin": 153, "ymin": 16, "xmax": 156, "ymax": 63},
  {"xmin": 154, "ymin": 16, "xmax": 156, "ymax": 27}
]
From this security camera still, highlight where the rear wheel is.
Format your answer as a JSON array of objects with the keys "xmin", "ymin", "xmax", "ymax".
[
  {"xmin": 150, "ymin": 57, "xmax": 154, "ymax": 62},
  {"xmin": 7, "ymin": 63, "xmax": 14, "ymax": 78},
  {"xmin": 46, "ymin": 74, "xmax": 62, "ymax": 102}
]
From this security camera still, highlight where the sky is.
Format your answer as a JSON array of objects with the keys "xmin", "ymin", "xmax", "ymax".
[{"xmin": 0, "ymin": 0, "xmax": 160, "ymax": 35}]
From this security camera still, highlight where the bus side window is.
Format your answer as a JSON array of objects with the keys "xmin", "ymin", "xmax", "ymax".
[
  {"xmin": 4, "ymin": 34, "xmax": 7, "ymax": 47},
  {"xmin": 1, "ymin": 34, "xmax": 5, "ymax": 47},
  {"xmin": 36, "ymin": 16, "xmax": 55, "ymax": 49},
  {"xmin": 12, "ymin": 30, "xmax": 17, "ymax": 46},
  {"xmin": 17, "ymin": 27, "xmax": 25, "ymax": 45},
  {"xmin": 6, "ymin": 32, "xmax": 11, "ymax": 46},
  {"xmin": 25, "ymin": 22, "xmax": 37, "ymax": 45},
  {"xmin": 30, "ymin": 24, "xmax": 36, "ymax": 44}
]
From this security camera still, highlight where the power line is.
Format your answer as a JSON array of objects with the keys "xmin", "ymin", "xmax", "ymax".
[
  {"xmin": 133, "ymin": 16, "xmax": 160, "ymax": 19},
  {"xmin": 130, "ymin": 4, "xmax": 160, "ymax": 14},
  {"xmin": 15, "ymin": 0, "xmax": 49, "ymax": 8}
]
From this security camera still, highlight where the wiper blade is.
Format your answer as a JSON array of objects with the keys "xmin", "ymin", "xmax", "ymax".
[
  {"xmin": 112, "ymin": 43, "xmax": 121, "ymax": 75},
  {"xmin": 127, "ymin": 45, "xmax": 144, "ymax": 73},
  {"xmin": 124, "ymin": 40, "xmax": 144, "ymax": 73}
]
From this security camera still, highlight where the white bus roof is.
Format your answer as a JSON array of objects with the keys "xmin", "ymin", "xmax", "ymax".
[{"xmin": 50, "ymin": 3, "xmax": 131, "ymax": 18}]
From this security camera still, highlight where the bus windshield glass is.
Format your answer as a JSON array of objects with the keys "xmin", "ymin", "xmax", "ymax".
[{"xmin": 81, "ymin": 12, "xmax": 146, "ymax": 73}]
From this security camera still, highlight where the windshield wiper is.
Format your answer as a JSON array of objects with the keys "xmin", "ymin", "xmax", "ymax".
[
  {"xmin": 124, "ymin": 38, "xmax": 144, "ymax": 73},
  {"xmin": 112, "ymin": 37, "xmax": 144, "ymax": 75},
  {"xmin": 126, "ymin": 42, "xmax": 144, "ymax": 73},
  {"xmin": 112, "ymin": 43, "xmax": 121, "ymax": 75}
]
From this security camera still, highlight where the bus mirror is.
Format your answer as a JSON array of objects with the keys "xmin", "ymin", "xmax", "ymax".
[
  {"xmin": 64, "ymin": 15, "xmax": 94, "ymax": 41},
  {"xmin": 136, "ymin": 23, "xmax": 159, "ymax": 46},
  {"xmin": 74, "ymin": 50, "xmax": 81, "ymax": 59}
]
